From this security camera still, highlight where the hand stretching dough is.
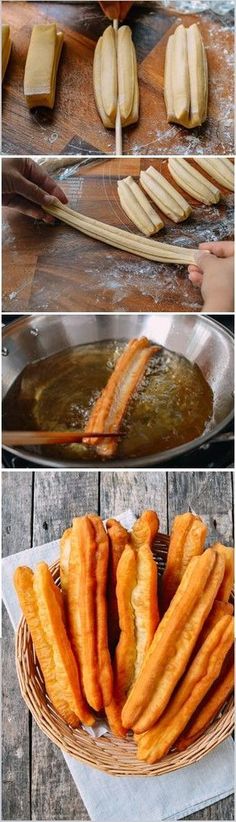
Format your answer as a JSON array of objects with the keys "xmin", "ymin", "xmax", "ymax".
[
  {"xmin": 194, "ymin": 158, "xmax": 234, "ymax": 192},
  {"xmin": 140, "ymin": 166, "xmax": 192, "ymax": 223},
  {"xmin": 24, "ymin": 24, "xmax": 63, "ymax": 108},
  {"xmin": 164, "ymin": 23, "xmax": 208, "ymax": 128},
  {"xmin": 43, "ymin": 202, "xmax": 198, "ymax": 264},
  {"xmin": 117, "ymin": 176, "xmax": 164, "ymax": 236},
  {"xmin": 93, "ymin": 25, "xmax": 139, "ymax": 127},
  {"xmin": 2, "ymin": 24, "xmax": 11, "ymax": 80},
  {"xmin": 168, "ymin": 158, "xmax": 220, "ymax": 204}
]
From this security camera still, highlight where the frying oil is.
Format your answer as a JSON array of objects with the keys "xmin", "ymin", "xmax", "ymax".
[{"xmin": 3, "ymin": 340, "xmax": 214, "ymax": 461}]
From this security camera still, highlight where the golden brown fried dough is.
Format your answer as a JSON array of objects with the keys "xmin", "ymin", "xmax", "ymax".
[
  {"xmin": 137, "ymin": 613, "xmax": 233, "ymax": 762},
  {"xmin": 176, "ymin": 646, "xmax": 234, "ymax": 751},
  {"xmin": 122, "ymin": 549, "xmax": 225, "ymax": 733},
  {"xmin": 60, "ymin": 527, "xmax": 72, "ymax": 594},
  {"xmin": 161, "ymin": 512, "xmax": 207, "ymax": 612},
  {"xmin": 14, "ymin": 563, "xmax": 94, "ymax": 727},
  {"xmin": 213, "ymin": 543, "xmax": 234, "ymax": 602},
  {"xmin": 88, "ymin": 514, "xmax": 113, "ymax": 707},
  {"xmin": 67, "ymin": 516, "xmax": 103, "ymax": 712},
  {"xmin": 106, "ymin": 518, "xmax": 129, "ymax": 653}
]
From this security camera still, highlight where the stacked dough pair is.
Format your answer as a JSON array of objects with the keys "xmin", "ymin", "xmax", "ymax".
[
  {"xmin": 93, "ymin": 25, "xmax": 139, "ymax": 128},
  {"xmin": 24, "ymin": 24, "xmax": 63, "ymax": 108},
  {"xmin": 117, "ymin": 158, "xmax": 234, "ymax": 236},
  {"xmin": 14, "ymin": 508, "xmax": 234, "ymax": 763}
]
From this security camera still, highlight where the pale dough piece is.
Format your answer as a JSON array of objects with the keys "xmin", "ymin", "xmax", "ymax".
[
  {"xmin": 194, "ymin": 158, "xmax": 234, "ymax": 192},
  {"xmin": 93, "ymin": 24, "xmax": 139, "ymax": 128},
  {"xmin": 140, "ymin": 166, "xmax": 191, "ymax": 223},
  {"xmin": 2, "ymin": 24, "xmax": 11, "ymax": 80},
  {"xmin": 117, "ymin": 176, "xmax": 164, "ymax": 236},
  {"xmin": 168, "ymin": 158, "xmax": 220, "ymax": 204},
  {"xmin": 43, "ymin": 202, "xmax": 198, "ymax": 264},
  {"xmin": 24, "ymin": 24, "xmax": 64, "ymax": 109},
  {"xmin": 164, "ymin": 23, "xmax": 208, "ymax": 128}
]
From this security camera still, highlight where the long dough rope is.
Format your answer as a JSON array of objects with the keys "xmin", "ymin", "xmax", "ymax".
[{"xmin": 43, "ymin": 202, "xmax": 198, "ymax": 264}]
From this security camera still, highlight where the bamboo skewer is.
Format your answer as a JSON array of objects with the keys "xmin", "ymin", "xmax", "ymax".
[
  {"xmin": 113, "ymin": 19, "xmax": 122, "ymax": 156},
  {"xmin": 3, "ymin": 431, "xmax": 123, "ymax": 447}
]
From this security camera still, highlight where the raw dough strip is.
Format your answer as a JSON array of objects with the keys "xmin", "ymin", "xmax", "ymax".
[
  {"xmin": 194, "ymin": 158, "xmax": 234, "ymax": 192},
  {"xmin": 93, "ymin": 25, "xmax": 139, "ymax": 128},
  {"xmin": 168, "ymin": 158, "xmax": 220, "ymax": 205},
  {"xmin": 164, "ymin": 23, "xmax": 208, "ymax": 128},
  {"xmin": 2, "ymin": 24, "xmax": 11, "ymax": 80},
  {"xmin": 140, "ymin": 166, "xmax": 192, "ymax": 223},
  {"xmin": 43, "ymin": 202, "xmax": 198, "ymax": 264},
  {"xmin": 117, "ymin": 176, "xmax": 164, "ymax": 236},
  {"xmin": 83, "ymin": 337, "xmax": 159, "ymax": 457},
  {"xmin": 24, "ymin": 24, "xmax": 63, "ymax": 109}
]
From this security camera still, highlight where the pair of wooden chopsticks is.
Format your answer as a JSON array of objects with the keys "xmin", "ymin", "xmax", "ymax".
[{"xmin": 2, "ymin": 432, "xmax": 122, "ymax": 447}]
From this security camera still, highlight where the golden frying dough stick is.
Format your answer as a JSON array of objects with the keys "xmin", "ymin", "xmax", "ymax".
[
  {"xmin": 106, "ymin": 518, "xmax": 130, "ymax": 653},
  {"xmin": 2, "ymin": 24, "xmax": 11, "ymax": 80},
  {"xmin": 83, "ymin": 338, "xmax": 159, "ymax": 457},
  {"xmin": 140, "ymin": 166, "xmax": 191, "ymax": 223},
  {"xmin": 161, "ymin": 512, "xmax": 207, "ymax": 612},
  {"xmin": 118, "ymin": 176, "xmax": 164, "ymax": 236},
  {"xmin": 60, "ymin": 527, "xmax": 72, "ymax": 594},
  {"xmin": 136, "ymin": 613, "xmax": 233, "ymax": 762},
  {"xmin": 24, "ymin": 24, "xmax": 63, "ymax": 109},
  {"xmin": 176, "ymin": 646, "xmax": 234, "ymax": 751},
  {"xmin": 164, "ymin": 23, "xmax": 208, "ymax": 128},
  {"xmin": 67, "ymin": 516, "xmax": 103, "ymax": 712},
  {"xmin": 14, "ymin": 563, "xmax": 94, "ymax": 727},
  {"xmin": 122, "ymin": 549, "xmax": 225, "ymax": 732},
  {"xmin": 194, "ymin": 158, "xmax": 234, "ymax": 192},
  {"xmin": 213, "ymin": 544, "xmax": 234, "ymax": 602},
  {"xmin": 88, "ymin": 514, "xmax": 113, "ymax": 706},
  {"xmin": 43, "ymin": 203, "xmax": 199, "ymax": 265},
  {"xmin": 168, "ymin": 158, "xmax": 220, "ymax": 205}
]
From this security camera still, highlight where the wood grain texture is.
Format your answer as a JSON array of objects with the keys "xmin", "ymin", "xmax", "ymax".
[
  {"xmin": 1, "ymin": 2, "xmax": 234, "ymax": 156},
  {"xmin": 2, "ymin": 470, "xmax": 234, "ymax": 820},
  {"xmin": 2, "ymin": 157, "xmax": 234, "ymax": 313}
]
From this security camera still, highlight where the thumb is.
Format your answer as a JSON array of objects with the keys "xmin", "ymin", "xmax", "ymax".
[{"xmin": 192, "ymin": 250, "xmax": 212, "ymax": 273}]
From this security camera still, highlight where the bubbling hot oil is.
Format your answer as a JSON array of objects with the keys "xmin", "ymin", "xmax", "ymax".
[{"xmin": 3, "ymin": 340, "xmax": 214, "ymax": 460}]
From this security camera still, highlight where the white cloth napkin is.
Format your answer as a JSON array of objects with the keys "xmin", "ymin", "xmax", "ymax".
[{"xmin": 2, "ymin": 509, "xmax": 234, "ymax": 822}]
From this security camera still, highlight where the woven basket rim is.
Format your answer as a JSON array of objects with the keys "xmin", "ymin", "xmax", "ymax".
[{"xmin": 15, "ymin": 537, "xmax": 234, "ymax": 776}]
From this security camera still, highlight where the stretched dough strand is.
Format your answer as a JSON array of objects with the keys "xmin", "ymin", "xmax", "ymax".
[{"xmin": 43, "ymin": 202, "xmax": 198, "ymax": 264}]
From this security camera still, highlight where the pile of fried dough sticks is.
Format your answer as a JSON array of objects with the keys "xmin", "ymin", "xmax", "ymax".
[{"xmin": 14, "ymin": 510, "xmax": 234, "ymax": 763}]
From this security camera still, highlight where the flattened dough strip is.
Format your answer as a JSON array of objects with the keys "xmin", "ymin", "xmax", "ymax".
[
  {"xmin": 140, "ymin": 166, "xmax": 191, "ymax": 223},
  {"xmin": 194, "ymin": 158, "xmax": 234, "ymax": 192},
  {"xmin": 164, "ymin": 23, "xmax": 208, "ymax": 129},
  {"xmin": 117, "ymin": 176, "xmax": 164, "ymax": 236},
  {"xmin": 43, "ymin": 202, "xmax": 198, "ymax": 264},
  {"xmin": 168, "ymin": 158, "xmax": 220, "ymax": 204}
]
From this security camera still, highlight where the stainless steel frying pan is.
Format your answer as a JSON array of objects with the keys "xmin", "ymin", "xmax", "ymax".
[{"xmin": 2, "ymin": 314, "xmax": 234, "ymax": 467}]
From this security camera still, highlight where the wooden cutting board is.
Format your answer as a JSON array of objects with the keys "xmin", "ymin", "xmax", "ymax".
[
  {"xmin": 2, "ymin": 157, "xmax": 234, "ymax": 312},
  {"xmin": 2, "ymin": 1, "xmax": 234, "ymax": 155}
]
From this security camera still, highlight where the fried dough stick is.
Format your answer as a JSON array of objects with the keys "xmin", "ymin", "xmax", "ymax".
[
  {"xmin": 176, "ymin": 646, "xmax": 234, "ymax": 751},
  {"xmin": 107, "ymin": 512, "xmax": 159, "ymax": 737},
  {"xmin": 83, "ymin": 338, "xmax": 159, "ymax": 457},
  {"xmin": 88, "ymin": 514, "xmax": 113, "ymax": 706},
  {"xmin": 161, "ymin": 512, "xmax": 207, "ymax": 612},
  {"xmin": 137, "ymin": 613, "xmax": 233, "ymax": 763},
  {"xmin": 60, "ymin": 527, "xmax": 72, "ymax": 595},
  {"xmin": 14, "ymin": 563, "xmax": 94, "ymax": 727},
  {"xmin": 122, "ymin": 549, "xmax": 225, "ymax": 733},
  {"xmin": 106, "ymin": 518, "xmax": 130, "ymax": 653},
  {"xmin": 213, "ymin": 543, "xmax": 234, "ymax": 602},
  {"xmin": 67, "ymin": 516, "xmax": 103, "ymax": 712}
]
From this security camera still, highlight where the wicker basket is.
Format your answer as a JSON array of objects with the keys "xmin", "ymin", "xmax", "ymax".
[{"xmin": 15, "ymin": 535, "xmax": 234, "ymax": 776}]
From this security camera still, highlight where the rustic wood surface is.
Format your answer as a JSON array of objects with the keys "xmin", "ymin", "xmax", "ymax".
[
  {"xmin": 2, "ymin": 470, "xmax": 234, "ymax": 820},
  {"xmin": 2, "ymin": 157, "xmax": 234, "ymax": 312},
  {"xmin": 2, "ymin": 2, "xmax": 234, "ymax": 156}
]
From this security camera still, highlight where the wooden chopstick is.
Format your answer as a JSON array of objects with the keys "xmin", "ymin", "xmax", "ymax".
[
  {"xmin": 113, "ymin": 19, "xmax": 122, "ymax": 156},
  {"xmin": 2, "ymin": 431, "xmax": 122, "ymax": 447}
]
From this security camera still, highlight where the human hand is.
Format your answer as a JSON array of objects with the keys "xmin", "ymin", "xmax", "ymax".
[
  {"xmin": 188, "ymin": 241, "xmax": 234, "ymax": 312},
  {"xmin": 2, "ymin": 158, "xmax": 68, "ymax": 223},
  {"xmin": 99, "ymin": 2, "xmax": 133, "ymax": 20}
]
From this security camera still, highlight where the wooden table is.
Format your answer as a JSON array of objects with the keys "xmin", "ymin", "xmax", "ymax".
[
  {"xmin": 2, "ymin": 157, "xmax": 234, "ymax": 312},
  {"xmin": 2, "ymin": 470, "xmax": 234, "ymax": 820},
  {"xmin": 2, "ymin": 2, "xmax": 234, "ymax": 156}
]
